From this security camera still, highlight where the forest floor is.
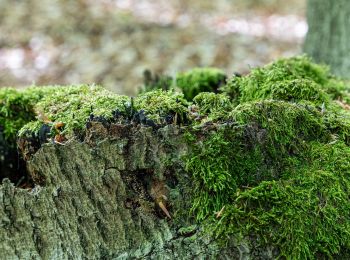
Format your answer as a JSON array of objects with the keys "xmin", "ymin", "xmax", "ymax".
[{"xmin": 0, "ymin": 0, "xmax": 305, "ymax": 95}]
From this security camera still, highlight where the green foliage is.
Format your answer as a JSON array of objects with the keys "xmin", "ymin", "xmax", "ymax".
[
  {"xmin": 187, "ymin": 100, "xmax": 328, "ymax": 220},
  {"xmin": 16, "ymin": 87, "xmax": 190, "ymax": 139},
  {"xmin": 0, "ymin": 86, "xmax": 57, "ymax": 178},
  {"xmin": 324, "ymin": 78, "xmax": 350, "ymax": 102},
  {"xmin": 187, "ymin": 100, "xmax": 350, "ymax": 258},
  {"xmin": 0, "ymin": 88, "xmax": 32, "ymax": 141},
  {"xmin": 232, "ymin": 100, "xmax": 328, "ymax": 148},
  {"xmin": 176, "ymin": 68, "xmax": 226, "ymax": 101}
]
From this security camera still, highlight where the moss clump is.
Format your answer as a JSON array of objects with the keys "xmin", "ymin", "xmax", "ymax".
[
  {"xmin": 222, "ymin": 55, "xmax": 344, "ymax": 104},
  {"xmin": 187, "ymin": 101, "xmax": 350, "ymax": 258},
  {"xmin": 17, "ymin": 86, "xmax": 190, "ymax": 142},
  {"xmin": 134, "ymin": 90, "xmax": 189, "ymax": 124},
  {"xmin": 0, "ymin": 87, "xmax": 42, "ymax": 180},
  {"xmin": 176, "ymin": 68, "xmax": 226, "ymax": 101},
  {"xmin": 0, "ymin": 88, "xmax": 37, "ymax": 142},
  {"xmin": 187, "ymin": 101, "xmax": 327, "ymax": 220},
  {"xmin": 240, "ymin": 78, "xmax": 329, "ymax": 105},
  {"xmin": 0, "ymin": 86, "xmax": 61, "ymax": 182},
  {"xmin": 214, "ymin": 142, "xmax": 350, "ymax": 259},
  {"xmin": 191, "ymin": 92, "xmax": 233, "ymax": 123},
  {"xmin": 28, "ymin": 84, "xmax": 129, "ymax": 138},
  {"xmin": 186, "ymin": 56, "xmax": 350, "ymax": 258}
]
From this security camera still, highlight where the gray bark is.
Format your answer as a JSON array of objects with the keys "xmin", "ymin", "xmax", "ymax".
[
  {"xmin": 0, "ymin": 122, "xmax": 273, "ymax": 259},
  {"xmin": 304, "ymin": 0, "xmax": 350, "ymax": 78}
]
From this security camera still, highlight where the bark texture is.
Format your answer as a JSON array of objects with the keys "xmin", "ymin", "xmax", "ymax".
[
  {"xmin": 0, "ymin": 122, "xmax": 271, "ymax": 259},
  {"xmin": 304, "ymin": 0, "xmax": 350, "ymax": 78}
]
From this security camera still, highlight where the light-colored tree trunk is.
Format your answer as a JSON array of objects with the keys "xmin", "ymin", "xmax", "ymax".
[{"xmin": 304, "ymin": 0, "xmax": 350, "ymax": 78}]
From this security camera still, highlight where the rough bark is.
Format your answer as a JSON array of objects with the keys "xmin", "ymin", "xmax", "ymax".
[
  {"xmin": 304, "ymin": 0, "xmax": 350, "ymax": 78},
  {"xmin": 0, "ymin": 122, "xmax": 272, "ymax": 259}
]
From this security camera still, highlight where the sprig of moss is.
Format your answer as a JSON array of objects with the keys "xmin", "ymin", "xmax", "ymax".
[
  {"xmin": 134, "ymin": 89, "xmax": 189, "ymax": 123},
  {"xmin": 191, "ymin": 92, "xmax": 233, "ymax": 123},
  {"xmin": 176, "ymin": 68, "xmax": 226, "ymax": 101}
]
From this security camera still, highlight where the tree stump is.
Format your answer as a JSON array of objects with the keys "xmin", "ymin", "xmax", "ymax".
[{"xmin": 1, "ymin": 56, "xmax": 350, "ymax": 259}]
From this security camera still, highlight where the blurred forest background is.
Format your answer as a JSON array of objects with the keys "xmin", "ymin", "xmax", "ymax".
[{"xmin": 0, "ymin": 0, "xmax": 306, "ymax": 95}]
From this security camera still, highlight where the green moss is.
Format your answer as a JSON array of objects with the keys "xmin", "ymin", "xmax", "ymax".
[
  {"xmin": 214, "ymin": 142, "xmax": 350, "ymax": 259},
  {"xmin": 192, "ymin": 92, "xmax": 233, "ymax": 123},
  {"xmin": 2, "ymin": 56, "xmax": 350, "ymax": 258},
  {"xmin": 185, "ymin": 57, "xmax": 350, "ymax": 258},
  {"xmin": 30, "ymin": 84, "xmax": 129, "ymax": 137},
  {"xmin": 187, "ymin": 100, "xmax": 328, "ymax": 220},
  {"xmin": 15, "ymin": 84, "xmax": 132, "ymax": 140},
  {"xmin": 0, "ymin": 88, "xmax": 36, "ymax": 142},
  {"xmin": 186, "ymin": 99, "xmax": 350, "ymax": 258},
  {"xmin": 324, "ymin": 78, "xmax": 350, "ymax": 101},
  {"xmin": 232, "ymin": 100, "xmax": 329, "ymax": 147},
  {"xmin": 16, "ymin": 87, "xmax": 190, "ymax": 140},
  {"xmin": 134, "ymin": 90, "xmax": 189, "ymax": 123},
  {"xmin": 176, "ymin": 68, "xmax": 226, "ymax": 101},
  {"xmin": 222, "ymin": 55, "xmax": 340, "ymax": 103},
  {"xmin": 0, "ymin": 86, "xmax": 57, "ymax": 179},
  {"xmin": 240, "ymin": 78, "xmax": 329, "ymax": 105}
]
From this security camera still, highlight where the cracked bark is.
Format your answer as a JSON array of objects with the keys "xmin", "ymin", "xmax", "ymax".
[{"xmin": 0, "ymin": 122, "xmax": 272, "ymax": 259}]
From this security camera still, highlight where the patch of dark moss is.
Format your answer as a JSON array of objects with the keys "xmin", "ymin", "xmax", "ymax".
[
  {"xmin": 176, "ymin": 68, "xmax": 227, "ymax": 101},
  {"xmin": 141, "ymin": 70, "xmax": 174, "ymax": 93},
  {"xmin": 0, "ymin": 87, "xmax": 43, "ymax": 183}
]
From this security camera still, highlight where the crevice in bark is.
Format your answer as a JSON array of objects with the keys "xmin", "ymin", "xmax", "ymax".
[{"xmin": 0, "ymin": 130, "xmax": 33, "ymax": 188}]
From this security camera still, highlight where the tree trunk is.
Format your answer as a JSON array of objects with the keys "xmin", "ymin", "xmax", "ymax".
[
  {"xmin": 0, "ymin": 122, "xmax": 271, "ymax": 259},
  {"xmin": 304, "ymin": 0, "xmax": 350, "ymax": 78}
]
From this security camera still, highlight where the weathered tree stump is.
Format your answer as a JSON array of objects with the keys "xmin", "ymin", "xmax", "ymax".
[
  {"xmin": 1, "ymin": 122, "xmax": 255, "ymax": 259},
  {"xmin": 2, "ymin": 56, "xmax": 350, "ymax": 259}
]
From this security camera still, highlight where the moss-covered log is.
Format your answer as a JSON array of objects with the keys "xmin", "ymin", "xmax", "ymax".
[{"xmin": 1, "ymin": 56, "xmax": 350, "ymax": 259}]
